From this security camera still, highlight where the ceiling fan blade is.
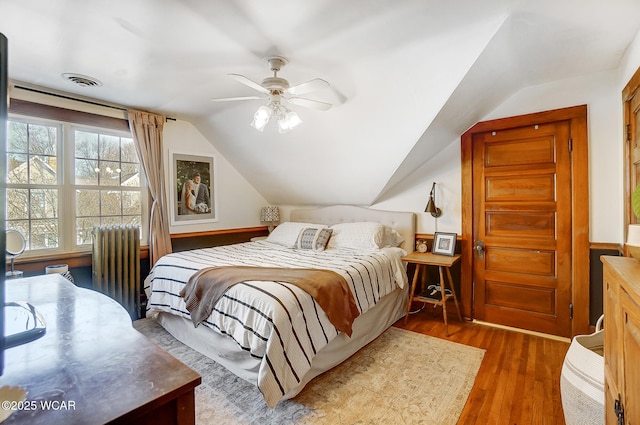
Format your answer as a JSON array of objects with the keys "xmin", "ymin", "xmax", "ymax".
[
  {"xmin": 228, "ymin": 73, "xmax": 270, "ymax": 94},
  {"xmin": 286, "ymin": 78, "xmax": 330, "ymax": 95},
  {"xmin": 211, "ymin": 96, "xmax": 263, "ymax": 102},
  {"xmin": 287, "ymin": 97, "xmax": 332, "ymax": 111}
]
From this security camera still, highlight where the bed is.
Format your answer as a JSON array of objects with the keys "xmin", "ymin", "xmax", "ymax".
[{"xmin": 143, "ymin": 205, "xmax": 416, "ymax": 407}]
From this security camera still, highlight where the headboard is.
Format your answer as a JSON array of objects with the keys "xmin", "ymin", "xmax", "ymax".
[{"xmin": 290, "ymin": 205, "xmax": 416, "ymax": 253}]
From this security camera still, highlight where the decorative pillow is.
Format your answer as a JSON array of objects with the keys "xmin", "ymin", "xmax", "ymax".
[
  {"xmin": 266, "ymin": 222, "xmax": 327, "ymax": 248},
  {"xmin": 381, "ymin": 227, "xmax": 405, "ymax": 248},
  {"xmin": 296, "ymin": 228, "xmax": 333, "ymax": 251},
  {"xmin": 327, "ymin": 222, "xmax": 386, "ymax": 250}
]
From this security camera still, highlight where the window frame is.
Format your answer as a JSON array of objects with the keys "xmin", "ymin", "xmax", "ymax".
[
  {"xmin": 6, "ymin": 115, "xmax": 63, "ymax": 255},
  {"xmin": 7, "ymin": 100, "xmax": 148, "ymax": 258}
]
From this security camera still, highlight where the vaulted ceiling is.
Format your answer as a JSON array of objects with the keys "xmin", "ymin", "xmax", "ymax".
[{"xmin": 2, "ymin": 0, "xmax": 639, "ymax": 206}]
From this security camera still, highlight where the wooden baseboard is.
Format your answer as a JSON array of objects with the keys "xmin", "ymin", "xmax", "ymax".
[{"xmin": 472, "ymin": 320, "xmax": 571, "ymax": 343}]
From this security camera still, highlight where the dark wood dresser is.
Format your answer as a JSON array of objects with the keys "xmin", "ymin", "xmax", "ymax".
[{"xmin": 0, "ymin": 274, "xmax": 201, "ymax": 424}]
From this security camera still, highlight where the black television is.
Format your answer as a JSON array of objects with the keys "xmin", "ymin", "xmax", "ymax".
[
  {"xmin": 1, "ymin": 32, "xmax": 8, "ymax": 376},
  {"xmin": 0, "ymin": 35, "xmax": 47, "ymax": 376}
]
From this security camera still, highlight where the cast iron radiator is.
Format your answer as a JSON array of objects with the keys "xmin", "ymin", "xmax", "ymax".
[{"xmin": 92, "ymin": 224, "xmax": 141, "ymax": 318}]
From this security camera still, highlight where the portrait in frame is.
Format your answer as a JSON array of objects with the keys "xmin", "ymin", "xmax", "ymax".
[{"xmin": 169, "ymin": 150, "xmax": 218, "ymax": 225}]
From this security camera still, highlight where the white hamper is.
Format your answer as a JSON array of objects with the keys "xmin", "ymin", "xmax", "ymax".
[
  {"xmin": 45, "ymin": 264, "xmax": 74, "ymax": 283},
  {"xmin": 560, "ymin": 315, "xmax": 604, "ymax": 425}
]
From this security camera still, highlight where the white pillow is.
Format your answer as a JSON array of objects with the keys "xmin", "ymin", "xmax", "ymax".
[
  {"xmin": 382, "ymin": 227, "xmax": 405, "ymax": 248},
  {"xmin": 266, "ymin": 222, "xmax": 327, "ymax": 248},
  {"xmin": 327, "ymin": 222, "xmax": 386, "ymax": 250}
]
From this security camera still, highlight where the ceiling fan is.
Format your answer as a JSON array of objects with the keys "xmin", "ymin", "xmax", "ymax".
[{"xmin": 211, "ymin": 56, "xmax": 332, "ymax": 132}]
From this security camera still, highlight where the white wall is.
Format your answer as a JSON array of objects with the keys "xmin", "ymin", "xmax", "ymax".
[
  {"xmin": 24, "ymin": 30, "xmax": 639, "ymax": 242},
  {"xmin": 373, "ymin": 141, "xmax": 461, "ymax": 235},
  {"xmin": 204, "ymin": 28, "xmax": 640, "ymax": 241},
  {"xmin": 373, "ymin": 65, "xmax": 637, "ymax": 243},
  {"xmin": 485, "ymin": 70, "xmax": 623, "ymax": 243},
  {"xmin": 163, "ymin": 120, "xmax": 269, "ymax": 234},
  {"xmin": 483, "ymin": 29, "xmax": 640, "ymax": 244},
  {"xmin": 620, "ymin": 27, "xmax": 640, "ymax": 88},
  {"xmin": 9, "ymin": 86, "xmax": 271, "ymax": 235}
]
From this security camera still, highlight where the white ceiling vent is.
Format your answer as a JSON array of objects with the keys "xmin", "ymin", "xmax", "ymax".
[{"xmin": 61, "ymin": 73, "xmax": 102, "ymax": 88}]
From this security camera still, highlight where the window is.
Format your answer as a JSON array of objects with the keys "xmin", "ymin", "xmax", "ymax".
[
  {"xmin": 6, "ymin": 120, "xmax": 60, "ymax": 251},
  {"xmin": 6, "ymin": 112, "xmax": 147, "ymax": 256},
  {"xmin": 74, "ymin": 129, "xmax": 142, "ymax": 245}
]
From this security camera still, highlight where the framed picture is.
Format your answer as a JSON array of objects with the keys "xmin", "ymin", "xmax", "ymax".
[
  {"xmin": 432, "ymin": 232, "xmax": 457, "ymax": 256},
  {"xmin": 169, "ymin": 150, "xmax": 218, "ymax": 225}
]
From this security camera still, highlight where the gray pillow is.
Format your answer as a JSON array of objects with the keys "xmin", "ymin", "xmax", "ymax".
[{"xmin": 296, "ymin": 228, "xmax": 333, "ymax": 251}]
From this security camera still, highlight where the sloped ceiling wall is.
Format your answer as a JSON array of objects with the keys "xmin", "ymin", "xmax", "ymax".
[
  {"xmin": 192, "ymin": 12, "xmax": 509, "ymax": 206},
  {"xmin": 1, "ymin": 0, "xmax": 639, "ymax": 208}
]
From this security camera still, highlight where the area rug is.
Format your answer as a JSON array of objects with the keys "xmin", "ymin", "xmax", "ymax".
[{"xmin": 134, "ymin": 318, "xmax": 485, "ymax": 425}]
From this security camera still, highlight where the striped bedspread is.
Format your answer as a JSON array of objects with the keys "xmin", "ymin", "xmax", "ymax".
[{"xmin": 144, "ymin": 240, "xmax": 408, "ymax": 407}]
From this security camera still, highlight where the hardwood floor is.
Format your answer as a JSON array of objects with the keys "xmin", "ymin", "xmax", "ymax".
[{"xmin": 394, "ymin": 308, "xmax": 570, "ymax": 425}]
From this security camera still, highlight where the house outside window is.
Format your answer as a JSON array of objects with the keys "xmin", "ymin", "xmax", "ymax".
[{"xmin": 5, "ymin": 113, "xmax": 147, "ymax": 256}]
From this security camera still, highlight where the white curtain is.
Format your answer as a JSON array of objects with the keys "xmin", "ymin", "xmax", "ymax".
[{"xmin": 127, "ymin": 109, "xmax": 172, "ymax": 266}]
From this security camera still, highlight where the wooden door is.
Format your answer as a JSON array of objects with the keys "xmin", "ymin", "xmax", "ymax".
[{"xmin": 471, "ymin": 121, "xmax": 573, "ymax": 337}]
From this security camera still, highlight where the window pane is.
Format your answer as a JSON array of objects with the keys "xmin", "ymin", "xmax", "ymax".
[
  {"xmin": 100, "ymin": 134, "xmax": 120, "ymax": 161},
  {"xmin": 102, "ymin": 216, "xmax": 123, "ymax": 227},
  {"xmin": 123, "ymin": 215, "xmax": 141, "ymax": 228},
  {"xmin": 6, "ymin": 189, "xmax": 29, "ymax": 220},
  {"xmin": 31, "ymin": 219, "xmax": 59, "ymax": 249},
  {"xmin": 6, "ymin": 221, "xmax": 29, "ymax": 240},
  {"xmin": 72, "ymin": 129, "xmax": 143, "ymax": 248},
  {"xmin": 76, "ymin": 218, "xmax": 100, "ymax": 245},
  {"xmin": 6, "ymin": 221, "xmax": 30, "ymax": 252},
  {"xmin": 8, "ymin": 122, "xmax": 27, "ymax": 153},
  {"xmin": 29, "ymin": 155, "xmax": 57, "ymax": 185},
  {"xmin": 75, "ymin": 159, "xmax": 99, "ymax": 185},
  {"xmin": 7, "ymin": 153, "xmax": 28, "ymax": 184},
  {"xmin": 76, "ymin": 189, "xmax": 100, "ymax": 217},
  {"xmin": 121, "ymin": 137, "xmax": 137, "ymax": 163},
  {"xmin": 120, "ymin": 163, "xmax": 140, "ymax": 187},
  {"xmin": 99, "ymin": 161, "xmax": 122, "ymax": 187},
  {"xmin": 30, "ymin": 189, "xmax": 57, "ymax": 219},
  {"xmin": 75, "ymin": 131, "xmax": 99, "ymax": 159},
  {"xmin": 28, "ymin": 124, "xmax": 57, "ymax": 155},
  {"xmin": 122, "ymin": 191, "xmax": 141, "ymax": 215},
  {"xmin": 101, "ymin": 191, "xmax": 122, "ymax": 216}
]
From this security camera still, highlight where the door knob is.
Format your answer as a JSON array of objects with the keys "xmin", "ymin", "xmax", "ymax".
[{"xmin": 474, "ymin": 240, "xmax": 484, "ymax": 259}]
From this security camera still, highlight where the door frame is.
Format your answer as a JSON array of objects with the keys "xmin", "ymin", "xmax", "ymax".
[
  {"xmin": 460, "ymin": 105, "xmax": 590, "ymax": 337},
  {"xmin": 624, "ymin": 65, "xmax": 640, "ymax": 230}
]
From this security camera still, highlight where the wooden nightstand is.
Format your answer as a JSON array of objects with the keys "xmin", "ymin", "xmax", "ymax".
[{"xmin": 402, "ymin": 251, "xmax": 462, "ymax": 335}]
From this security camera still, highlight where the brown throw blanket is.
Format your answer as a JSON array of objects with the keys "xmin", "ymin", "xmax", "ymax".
[{"xmin": 180, "ymin": 266, "xmax": 360, "ymax": 337}]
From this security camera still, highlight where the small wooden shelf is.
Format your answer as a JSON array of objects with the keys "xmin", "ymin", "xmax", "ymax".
[
  {"xmin": 403, "ymin": 252, "xmax": 462, "ymax": 335},
  {"xmin": 414, "ymin": 288, "xmax": 453, "ymax": 303}
]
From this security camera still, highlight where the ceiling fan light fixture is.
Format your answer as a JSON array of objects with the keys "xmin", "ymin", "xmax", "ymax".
[
  {"xmin": 278, "ymin": 111, "xmax": 302, "ymax": 133},
  {"xmin": 213, "ymin": 56, "xmax": 331, "ymax": 133},
  {"xmin": 251, "ymin": 105, "xmax": 272, "ymax": 131},
  {"xmin": 286, "ymin": 111, "xmax": 302, "ymax": 127}
]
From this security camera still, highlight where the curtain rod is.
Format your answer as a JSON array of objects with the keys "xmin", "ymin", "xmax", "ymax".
[{"xmin": 13, "ymin": 84, "xmax": 176, "ymax": 121}]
